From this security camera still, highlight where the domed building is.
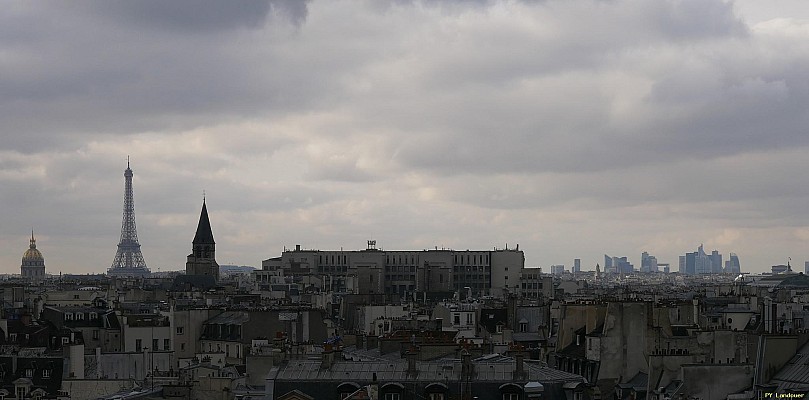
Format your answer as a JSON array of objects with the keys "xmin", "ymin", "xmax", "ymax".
[{"xmin": 21, "ymin": 231, "xmax": 46, "ymax": 281}]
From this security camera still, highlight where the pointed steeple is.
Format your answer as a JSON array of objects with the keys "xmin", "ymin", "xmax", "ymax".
[
  {"xmin": 193, "ymin": 199, "xmax": 215, "ymax": 245},
  {"xmin": 30, "ymin": 230, "xmax": 36, "ymax": 249}
]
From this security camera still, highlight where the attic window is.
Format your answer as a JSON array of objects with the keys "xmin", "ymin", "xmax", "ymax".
[
  {"xmin": 89, "ymin": 313, "xmax": 98, "ymax": 320},
  {"xmin": 65, "ymin": 313, "xmax": 73, "ymax": 320}
]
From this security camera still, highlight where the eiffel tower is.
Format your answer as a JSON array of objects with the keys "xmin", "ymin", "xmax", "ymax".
[{"xmin": 108, "ymin": 158, "xmax": 150, "ymax": 277}]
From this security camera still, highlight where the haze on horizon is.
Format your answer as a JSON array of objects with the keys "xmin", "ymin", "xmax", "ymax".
[{"xmin": 2, "ymin": 0, "xmax": 809, "ymax": 275}]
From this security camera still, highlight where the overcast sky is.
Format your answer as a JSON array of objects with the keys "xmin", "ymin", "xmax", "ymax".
[{"xmin": 3, "ymin": 0, "xmax": 809, "ymax": 275}]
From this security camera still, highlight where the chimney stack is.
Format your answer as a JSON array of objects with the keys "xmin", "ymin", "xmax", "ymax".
[
  {"xmin": 514, "ymin": 349, "xmax": 525, "ymax": 380},
  {"xmin": 407, "ymin": 347, "xmax": 418, "ymax": 377},
  {"xmin": 321, "ymin": 344, "xmax": 335, "ymax": 369}
]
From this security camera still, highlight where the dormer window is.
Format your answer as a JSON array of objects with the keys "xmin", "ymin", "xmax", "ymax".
[
  {"xmin": 25, "ymin": 369, "xmax": 33, "ymax": 378},
  {"xmin": 65, "ymin": 313, "xmax": 74, "ymax": 321},
  {"xmin": 89, "ymin": 313, "xmax": 98, "ymax": 320},
  {"xmin": 76, "ymin": 313, "xmax": 84, "ymax": 320},
  {"xmin": 42, "ymin": 370, "xmax": 51, "ymax": 379}
]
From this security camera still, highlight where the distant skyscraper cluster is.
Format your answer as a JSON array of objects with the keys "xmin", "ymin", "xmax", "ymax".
[
  {"xmin": 641, "ymin": 252, "xmax": 658, "ymax": 273},
  {"xmin": 679, "ymin": 245, "xmax": 738, "ymax": 275},
  {"xmin": 725, "ymin": 253, "xmax": 741, "ymax": 274},
  {"xmin": 604, "ymin": 254, "xmax": 634, "ymax": 274}
]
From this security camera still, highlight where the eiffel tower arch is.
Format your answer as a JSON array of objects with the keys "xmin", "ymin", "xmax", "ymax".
[{"xmin": 108, "ymin": 159, "xmax": 150, "ymax": 278}]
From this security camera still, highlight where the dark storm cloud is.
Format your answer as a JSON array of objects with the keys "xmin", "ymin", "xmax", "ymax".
[{"xmin": 0, "ymin": 0, "xmax": 316, "ymax": 152}]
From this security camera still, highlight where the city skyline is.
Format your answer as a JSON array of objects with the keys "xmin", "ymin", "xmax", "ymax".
[{"xmin": 3, "ymin": 1, "xmax": 809, "ymax": 274}]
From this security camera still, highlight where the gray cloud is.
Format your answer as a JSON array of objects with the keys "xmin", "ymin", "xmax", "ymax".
[{"xmin": 2, "ymin": 0, "xmax": 809, "ymax": 273}]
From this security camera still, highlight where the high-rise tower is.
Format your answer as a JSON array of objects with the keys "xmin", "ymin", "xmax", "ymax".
[{"xmin": 108, "ymin": 159, "xmax": 150, "ymax": 278}]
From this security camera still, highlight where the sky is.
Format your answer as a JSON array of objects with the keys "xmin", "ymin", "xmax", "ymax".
[{"xmin": 2, "ymin": 0, "xmax": 809, "ymax": 275}]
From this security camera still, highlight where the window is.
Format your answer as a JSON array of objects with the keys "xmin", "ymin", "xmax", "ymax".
[
  {"xmin": 93, "ymin": 330, "xmax": 99, "ymax": 340},
  {"xmin": 180, "ymin": 343, "xmax": 185, "ymax": 351},
  {"xmin": 26, "ymin": 369, "xmax": 33, "ymax": 378},
  {"xmin": 153, "ymin": 339, "xmax": 159, "ymax": 350},
  {"xmin": 42, "ymin": 370, "xmax": 51, "ymax": 379},
  {"xmin": 89, "ymin": 313, "xmax": 98, "ymax": 320},
  {"xmin": 136, "ymin": 339, "xmax": 142, "ymax": 352},
  {"xmin": 384, "ymin": 394, "xmax": 401, "ymax": 400},
  {"xmin": 164, "ymin": 339, "xmax": 170, "ymax": 350},
  {"xmin": 76, "ymin": 313, "xmax": 84, "ymax": 320},
  {"xmin": 176, "ymin": 327, "xmax": 184, "ymax": 335},
  {"xmin": 428, "ymin": 394, "xmax": 445, "ymax": 400},
  {"xmin": 65, "ymin": 313, "xmax": 73, "ymax": 321},
  {"xmin": 503, "ymin": 394, "xmax": 519, "ymax": 400}
]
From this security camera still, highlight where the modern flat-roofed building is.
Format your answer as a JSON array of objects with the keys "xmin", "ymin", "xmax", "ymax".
[{"xmin": 261, "ymin": 241, "xmax": 524, "ymax": 297}]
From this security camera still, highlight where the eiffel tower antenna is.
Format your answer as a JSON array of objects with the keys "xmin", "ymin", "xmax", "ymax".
[{"xmin": 108, "ymin": 158, "xmax": 150, "ymax": 277}]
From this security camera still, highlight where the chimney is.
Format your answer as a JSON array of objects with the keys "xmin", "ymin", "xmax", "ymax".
[
  {"xmin": 407, "ymin": 347, "xmax": 418, "ymax": 377},
  {"xmin": 334, "ymin": 344, "xmax": 343, "ymax": 363},
  {"xmin": 321, "ymin": 344, "xmax": 334, "ymax": 369},
  {"xmin": 514, "ymin": 350, "xmax": 525, "ymax": 380},
  {"xmin": 369, "ymin": 373, "xmax": 379, "ymax": 399},
  {"xmin": 461, "ymin": 348, "xmax": 474, "ymax": 380}
]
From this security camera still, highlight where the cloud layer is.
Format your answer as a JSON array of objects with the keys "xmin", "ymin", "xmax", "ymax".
[{"xmin": 3, "ymin": 0, "xmax": 809, "ymax": 274}]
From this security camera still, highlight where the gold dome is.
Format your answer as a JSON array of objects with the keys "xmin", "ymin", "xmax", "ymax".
[{"xmin": 22, "ymin": 232, "xmax": 44, "ymax": 262}]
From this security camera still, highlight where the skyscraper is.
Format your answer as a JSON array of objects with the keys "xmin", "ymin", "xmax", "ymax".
[
  {"xmin": 641, "ymin": 252, "xmax": 658, "ymax": 273},
  {"xmin": 710, "ymin": 250, "xmax": 723, "ymax": 274},
  {"xmin": 605, "ymin": 254, "xmax": 633, "ymax": 273},
  {"xmin": 680, "ymin": 245, "xmax": 721, "ymax": 275},
  {"xmin": 604, "ymin": 255, "xmax": 614, "ymax": 273},
  {"xmin": 573, "ymin": 258, "xmax": 581, "ymax": 273},
  {"xmin": 725, "ymin": 253, "xmax": 741, "ymax": 274},
  {"xmin": 108, "ymin": 160, "xmax": 150, "ymax": 278}
]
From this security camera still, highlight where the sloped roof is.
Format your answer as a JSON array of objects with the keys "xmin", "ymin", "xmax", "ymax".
[{"xmin": 768, "ymin": 340, "xmax": 809, "ymax": 392}]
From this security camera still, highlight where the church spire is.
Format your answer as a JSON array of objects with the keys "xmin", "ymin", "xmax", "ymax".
[
  {"xmin": 30, "ymin": 230, "xmax": 36, "ymax": 249},
  {"xmin": 193, "ymin": 198, "xmax": 215, "ymax": 245}
]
